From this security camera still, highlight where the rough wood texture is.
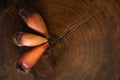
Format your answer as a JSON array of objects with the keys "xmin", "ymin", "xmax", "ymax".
[{"xmin": 0, "ymin": 0, "xmax": 120, "ymax": 80}]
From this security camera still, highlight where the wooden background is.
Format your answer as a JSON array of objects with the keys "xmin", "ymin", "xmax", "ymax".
[{"xmin": 0, "ymin": 0, "xmax": 120, "ymax": 80}]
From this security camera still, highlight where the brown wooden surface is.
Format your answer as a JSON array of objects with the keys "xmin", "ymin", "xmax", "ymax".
[{"xmin": 0, "ymin": 0, "xmax": 120, "ymax": 80}]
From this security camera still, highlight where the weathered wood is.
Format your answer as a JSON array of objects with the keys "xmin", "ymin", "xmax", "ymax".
[{"xmin": 0, "ymin": 0, "xmax": 120, "ymax": 80}]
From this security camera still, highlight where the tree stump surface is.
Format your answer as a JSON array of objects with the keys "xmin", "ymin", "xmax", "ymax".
[{"xmin": 0, "ymin": 0, "xmax": 120, "ymax": 80}]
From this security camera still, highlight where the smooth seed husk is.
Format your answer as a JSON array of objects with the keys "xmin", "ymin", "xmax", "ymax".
[
  {"xmin": 16, "ymin": 43, "xmax": 48, "ymax": 73},
  {"xmin": 13, "ymin": 32, "xmax": 48, "ymax": 47},
  {"xmin": 19, "ymin": 8, "xmax": 49, "ymax": 37}
]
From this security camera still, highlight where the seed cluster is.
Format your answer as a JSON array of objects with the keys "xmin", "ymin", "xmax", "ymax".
[{"xmin": 13, "ymin": 8, "xmax": 49, "ymax": 73}]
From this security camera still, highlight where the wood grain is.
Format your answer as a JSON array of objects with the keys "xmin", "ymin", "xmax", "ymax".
[{"xmin": 0, "ymin": 0, "xmax": 120, "ymax": 80}]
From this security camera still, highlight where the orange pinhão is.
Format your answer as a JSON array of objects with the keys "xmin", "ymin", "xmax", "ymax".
[
  {"xmin": 16, "ymin": 43, "xmax": 48, "ymax": 73},
  {"xmin": 19, "ymin": 8, "xmax": 49, "ymax": 37},
  {"xmin": 13, "ymin": 32, "xmax": 48, "ymax": 47}
]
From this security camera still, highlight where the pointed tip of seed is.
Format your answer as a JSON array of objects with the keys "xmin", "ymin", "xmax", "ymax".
[
  {"xmin": 19, "ymin": 8, "xmax": 33, "ymax": 20},
  {"xmin": 16, "ymin": 61, "xmax": 30, "ymax": 73},
  {"xmin": 13, "ymin": 32, "xmax": 24, "ymax": 47}
]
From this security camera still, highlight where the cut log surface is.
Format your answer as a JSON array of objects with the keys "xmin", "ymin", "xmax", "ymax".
[{"xmin": 0, "ymin": 0, "xmax": 120, "ymax": 80}]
